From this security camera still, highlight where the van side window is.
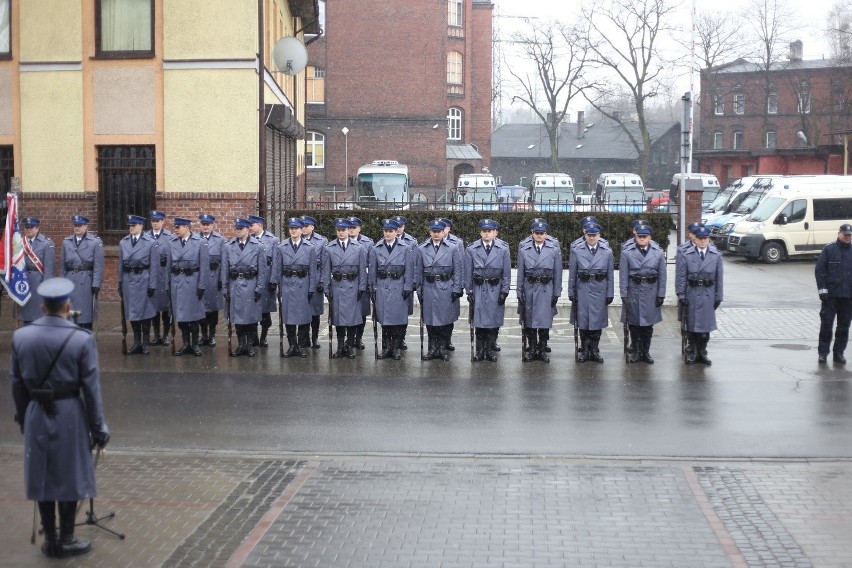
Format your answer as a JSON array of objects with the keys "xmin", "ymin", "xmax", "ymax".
[
  {"xmin": 814, "ymin": 198, "xmax": 852, "ymax": 221},
  {"xmin": 787, "ymin": 199, "xmax": 807, "ymax": 223}
]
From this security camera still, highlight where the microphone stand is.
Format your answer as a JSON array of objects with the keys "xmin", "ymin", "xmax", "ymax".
[{"xmin": 76, "ymin": 448, "xmax": 125, "ymax": 540}]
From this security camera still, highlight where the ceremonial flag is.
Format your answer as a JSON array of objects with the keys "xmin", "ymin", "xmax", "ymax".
[{"xmin": 0, "ymin": 193, "xmax": 32, "ymax": 306}]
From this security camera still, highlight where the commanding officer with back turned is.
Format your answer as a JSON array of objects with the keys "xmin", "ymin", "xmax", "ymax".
[
  {"xmin": 60, "ymin": 216, "xmax": 104, "ymax": 331},
  {"xmin": 19, "ymin": 217, "xmax": 56, "ymax": 325},
  {"xmin": 118, "ymin": 214, "xmax": 158, "ymax": 354},
  {"xmin": 11, "ymin": 278, "xmax": 110, "ymax": 558},
  {"xmin": 815, "ymin": 223, "xmax": 852, "ymax": 364}
]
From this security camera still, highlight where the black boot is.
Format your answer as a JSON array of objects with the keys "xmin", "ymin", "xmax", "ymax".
[
  {"xmin": 423, "ymin": 327, "xmax": 439, "ymax": 360},
  {"xmin": 38, "ymin": 502, "xmax": 59, "ymax": 558},
  {"xmin": 141, "ymin": 318, "xmax": 151, "ymax": 354},
  {"xmin": 685, "ymin": 332, "xmax": 698, "ymax": 364},
  {"xmin": 208, "ymin": 312, "xmax": 218, "ymax": 346},
  {"xmin": 485, "ymin": 329, "xmax": 498, "ymax": 362},
  {"xmin": 231, "ymin": 328, "xmax": 245, "ymax": 357},
  {"xmin": 473, "ymin": 329, "xmax": 484, "ymax": 362},
  {"xmin": 259, "ymin": 313, "xmax": 271, "ymax": 347},
  {"xmin": 199, "ymin": 319, "xmax": 209, "ymax": 346},
  {"xmin": 191, "ymin": 323, "xmax": 202, "ymax": 356},
  {"xmin": 697, "ymin": 333, "xmax": 712, "ymax": 365},
  {"xmin": 162, "ymin": 312, "xmax": 173, "ymax": 345},
  {"xmin": 588, "ymin": 330, "xmax": 604, "ymax": 363},
  {"xmin": 152, "ymin": 317, "xmax": 162, "ymax": 346},
  {"xmin": 127, "ymin": 321, "xmax": 143, "ymax": 354},
  {"xmin": 173, "ymin": 326, "xmax": 191, "ymax": 356},
  {"xmin": 355, "ymin": 324, "xmax": 366, "ymax": 350},
  {"xmin": 537, "ymin": 329, "xmax": 550, "ymax": 363},
  {"xmin": 628, "ymin": 325, "xmax": 642, "ymax": 363},
  {"xmin": 641, "ymin": 327, "xmax": 655, "ymax": 364},
  {"xmin": 296, "ymin": 325, "xmax": 309, "ymax": 357},
  {"xmin": 332, "ymin": 328, "xmax": 348, "ymax": 358},
  {"xmin": 282, "ymin": 325, "xmax": 297, "ymax": 358},
  {"xmin": 58, "ymin": 501, "xmax": 91, "ymax": 557},
  {"xmin": 445, "ymin": 323, "xmax": 455, "ymax": 351},
  {"xmin": 577, "ymin": 330, "xmax": 589, "ymax": 363},
  {"xmin": 378, "ymin": 329, "xmax": 393, "ymax": 360},
  {"xmin": 523, "ymin": 329, "xmax": 537, "ymax": 362},
  {"xmin": 391, "ymin": 330, "xmax": 403, "ymax": 360},
  {"xmin": 345, "ymin": 327, "xmax": 357, "ymax": 359},
  {"xmin": 310, "ymin": 316, "xmax": 321, "ymax": 348}
]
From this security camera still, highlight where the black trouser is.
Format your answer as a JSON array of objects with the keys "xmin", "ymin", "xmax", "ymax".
[
  {"xmin": 819, "ymin": 297, "xmax": 851, "ymax": 356},
  {"xmin": 152, "ymin": 310, "xmax": 171, "ymax": 337}
]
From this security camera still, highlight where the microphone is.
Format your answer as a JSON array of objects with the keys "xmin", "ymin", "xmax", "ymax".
[{"xmin": 68, "ymin": 310, "xmax": 82, "ymax": 320}]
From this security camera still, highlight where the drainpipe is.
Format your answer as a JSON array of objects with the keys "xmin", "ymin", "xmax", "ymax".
[{"xmin": 258, "ymin": 0, "xmax": 266, "ymax": 217}]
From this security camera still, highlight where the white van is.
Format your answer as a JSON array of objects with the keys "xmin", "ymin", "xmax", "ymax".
[
  {"xmin": 702, "ymin": 175, "xmax": 781, "ymax": 225},
  {"xmin": 455, "ymin": 173, "xmax": 498, "ymax": 211},
  {"xmin": 596, "ymin": 173, "xmax": 645, "ymax": 213},
  {"xmin": 670, "ymin": 173, "xmax": 721, "ymax": 208},
  {"xmin": 726, "ymin": 177, "xmax": 852, "ymax": 263},
  {"xmin": 532, "ymin": 172, "xmax": 575, "ymax": 211}
]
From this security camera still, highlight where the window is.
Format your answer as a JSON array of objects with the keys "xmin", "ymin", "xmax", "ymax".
[
  {"xmin": 766, "ymin": 89, "xmax": 778, "ymax": 114},
  {"xmin": 96, "ymin": 0, "xmax": 154, "ymax": 57},
  {"xmin": 713, "ymin": 132, "xmax": 723, "ymax": 149},
  {"xmin": 733, "ymin": 131, "xmax": 744, "ymax": 149},
  {"xmin": 448, "ymin": 0, "xmax": 463, "ymax": 27},
  {"xmin": 781, "ymin": 199, "xmax": 807, "ymax": 224},
  {"xmin": 0, "ymin": 0, "xmax": 10, "ymax": 58},
  {"xmin": 306, "ymin": 66, "xmax": 325, "ymax": 104},
  {"xmin": 306, "ymin": 131, "xmax": 324, "ymax": 168},
  {"xmin": 97, "ymin": 146, "xmax": 156, "ymax": 246},
  {"xmin": 765, "ymin": 131, "xmax": 776, "ymax": 149},
  {"xmin": 0, "ymin": 146, "xmax": 13, "ymax": 194},
  {"xmin": 733, "ymin": 93, "xmax": 744, "ymax": 115},
  {"xmin": 447, "ymin": 108, "xmax": 462, "ymax": 141},
  {"xmin": 713, "ymin": 93, "xmax": 724, "ymax": 115},
  {"xmin": 447, "ymin": 51, "xmax": 463, "ymax": 85},
  {"xmin": 814, "ymin": 198, "xmax": 852, "ymax": 221},
  {"xmin": 797, "ymin": 81, "xmax": 811, "ymax": 114}
]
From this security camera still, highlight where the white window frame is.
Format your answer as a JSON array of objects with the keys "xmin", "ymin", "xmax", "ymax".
[
  {"xmin": 447, "ymin": 107, "xmax": 462, "ymax": 141},
  {"xmin": 306, "ymin": 131, "xmax": 325, "ymax": 169},
  {"xmin": 448, "ymin": 0, "xmax": 463, "ymax": 27},
  {"xmin": 733, "ymin": 131, "xmax": 744, "ymax": 150},
  {"xmin": 765, "ymin": 131, "xmax": 776, "ymax": 149},
  {"xmin": 447, "ymin": 51, "xmax": 463, "ymax": 85},
  {"xmin": 797, "ymin": 81, "xmax": 811, "ymax": 114},
  {"xmin": 0, "ymin": 0, "xmax": 10, "ymax": 57},
  {"xmin": 713, "ymin": 93, "xmax": 724, "ymax": 115},
  {"xmin": 713, "ymin": 131, "xmax": 723, "ymax": 150},
  {"xmin": 766, "ymin": 91, "xmax": 778, "ymax": 114},
  {"xmin": 733, "ymin": 93, "xmax": 745, "ymax": 115}
]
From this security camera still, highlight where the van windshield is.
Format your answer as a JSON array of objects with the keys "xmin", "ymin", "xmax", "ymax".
[
  {"xmin": 734, "ymin": 189, "xmax": 768, "ymax": 214},
  {"xmin": 356, "ymin": 173, "xmax": 408, "ymax": 203},
  {"xmin": 607, "ymin": 188, "xmax": 645, "ymax": 202},
  {"xmin": 459, "ymin": 189, "xmax": 497, "ymax": 203},
  {"xmin": 535, "ymin": 189, "xmax": 574, "ymax": 203},
  {"xmin": 746, "ymin": 196, "xmax": 786, "ymax": 222},
  {"xmin": 707, "ymin": 188, "xmax": 733, "ymax": 210}
]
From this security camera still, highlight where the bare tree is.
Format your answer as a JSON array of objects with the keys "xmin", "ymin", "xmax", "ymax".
[
  {"xmin": 505, "ymin": 19, "xmax": 594, "ymax": 172},
  {"xmin": 582, "ymin": 0, "xmax": 679, "ymax": 181},
  {"xmin": 741, "ymin": 0, "xmax": 796, "ymax": 70},
  {"xmin": 827, "ymin": 0, "xmax": 852, "ymax": 62}
]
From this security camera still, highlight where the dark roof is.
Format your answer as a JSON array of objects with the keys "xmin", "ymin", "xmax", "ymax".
[
  {"xmin": 447, "ymin": 144, "xmax": 483, "ymax": 160},
  {"xmin": 711, "ymin": 57, "xmax": 852, "ymax": 74},
  {"xmin": 491, "ymin": 121, "xmax": 678, "ymax": 160}
]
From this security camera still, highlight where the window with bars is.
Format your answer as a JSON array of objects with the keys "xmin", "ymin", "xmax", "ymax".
[
  {"xmin": 0, "ymin": 145, "xmax": 12, "ymax": 193},
  {"xmin": 97, "ymin": 145, "xmax": 156, "ymax": 245},
  {"xmin": 96, "ymin": 0, "xmax": 154, "ymax": 58},
  {"xmin": 447, "ymin": 107, "xmax": 462, "ymax": 141},
  {"xmin": 0, "ymin": 0, "xmax": 10, "ymax": 58},
  {"xmin": 307, "ymin": 66, "xmax": 325, "ymax": 103}
]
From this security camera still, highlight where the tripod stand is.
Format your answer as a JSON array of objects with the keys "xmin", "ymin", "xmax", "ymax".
[{"xmin": 76, "ymin": 497, "xmax": 125, "ymax": 539}]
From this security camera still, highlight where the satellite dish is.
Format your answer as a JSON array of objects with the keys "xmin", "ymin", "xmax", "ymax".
[{"xmin": 272, "ymin": 37, "xmax": 308, "ymax": 75}]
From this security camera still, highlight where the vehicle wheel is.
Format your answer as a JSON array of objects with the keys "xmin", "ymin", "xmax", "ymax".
[{"xmin": 761, "ymin": 242, "xmax": 784, "ymax": 264}]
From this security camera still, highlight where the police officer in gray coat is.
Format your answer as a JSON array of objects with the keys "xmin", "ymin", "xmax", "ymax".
[
  {"xmin": 248, "ymin": 215, "xmax": 278, "ymax": 347},
  {"xmin": 569, "ymin": 223, "xmax": 614, "ymax": 363},
  {"xmin": 466, "ymin": 219, "xmax": 510, "ymax": 362},
  {"xmin": 222, "ymin": 218, "xmax": 268, "ymax": 357},
  {"xmin": 11, "ymin": 278, "xmax": 109, "ymax": 558},
  {"xmin": 197, "ymin": 214, "xmax": 226, "ymax": 346},
  {"xmin": 370, "ymin": 218, "xmax": 416, "ymax": 360},
  {"xmin": 60, "ymin": 216, "xmax": 104, "ymax": 331},
  {"xmin": 392, "ymin": 215, "xmax": 418, "ymax": 350},
  {"xmin": 271, "ymin": 217, "xmax": 319, "ymax": 358},
  {"xmin": 620, "ymin": 224, "xmax": 666, "ymax": 364},
  {"xmin": 440, "ymin": 218, "xmax": 464, "ymax": 351},
  {"xmin": 349, "ymin": 216, "xmax": 374, "ymax": 350},
  {"xmin": 676, "ymin": 225, "xmax": 724, "ymax": 365},
  {"xmin": 517, "ymin": 220, "xmax": 562, "ymax": 363},
  {"xmin": 419, "ymin": 219, "xmax": 464, "ymax": 361},
  {"xmin": 301, "ymin": 215, "xmax": 328, "ymax": 349},
  {"xmin": 118, "ymin": 215, "xmax": 158, "ymax": 354},
  {"xmin": 19, "ymin": 217, "xmax": 56, "ymax": 325},
  {"xmin": 166, "ymin": 217, "xmax": 210, "ymax": 356},
  {"xmin": 324, "ymin": 218, "xmax": 368, "ymax": 358},
  {"xmin": 145, "ymin": 210, "xmax": 174, "ymax": 345}
]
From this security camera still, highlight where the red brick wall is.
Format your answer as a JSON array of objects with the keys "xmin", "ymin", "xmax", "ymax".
[{"xmin": 468, "ymin": 1, "xmax": 493, "ymax": 166}]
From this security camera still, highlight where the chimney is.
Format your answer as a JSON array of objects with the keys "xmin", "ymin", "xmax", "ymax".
[
  {"xmin": 789, "ymin": 40, "xmax": 803, "ymax": 62},
  {"xmin": 577, "ymin": 110, "xmax": 585, "ymax": 139}
]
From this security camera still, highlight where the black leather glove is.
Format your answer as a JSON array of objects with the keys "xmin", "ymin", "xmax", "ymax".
[
  {"xmin": 517, "ymin": 294, "xmax": 525, "ymax": 306},
  {"xmin": 254, "ymin": 291, "xmax": 261, "ymax": 302},
  {"xmin": 467, "ymin": 293, "xmax": 475, "ymax": 305},
  {"xmin": 217, "ymin": 281, "xmax": 222, "ymax": 291},
  {"xmin": 14, "ymin": 414, "xmax": 23, "ymax": 434},
  {"xmin": 317, "ymin": 284, "xmax": 324, "ymax": 293},
  {"xmin": 679, "ymin": 298, "xmax": 687, "ymax": 306},
  {"xmin": 91, "ymin": 287, "xmax": 100, "ymax": 297},
  {"xmin": 606, "ymin": 297, "xmax": 614, "ymax": 305},
  {"xmin": 268, "ymin": 283, "xmax": 277, "ymax": 293},
  {"xmin": 551, "ymin": 296, "xmax": 558, "ymax": 307},
  {"xmin": 621, "ymin": 296, "xmax": 627, "ymax": 305},
  {"xmin": 568, "ymin": 296, "xmax": 575, "ymax": 303},
  {"xmin": 451, "ymin": 291, "xmax": 463, "ymax": 301},
  {"xmin": 714, "ymin": 300, "xmax": 721, "ymax": 310},
  {"xmin": 498, "ymin": 292, "xmax": 508, "ymax": 306},
  {"xmin": 197, "ymin": 289, "xmax": 205, "ymax": 300},
  {"xmin": 147, "ymin": 288, "xmax": 155, "ymax": 297},
  {"xmin": 655, "ymin": 297, "xmax": 664, "ymax": 307},
  {"xmin": 308, "ymin": 292, "xmax": 313, "ymax": 301},
  {"xmin": 402, "ymin": 290, "xmax": 412, "ymax": 300},
  {"xmin": 819, "ymin": 293, "xmax": 829, "ymax": 303},
  {"xmin": 358, "ymin": 291, "xmax": 364, "ymax": 301},
  {"xmin": 93, "ymin": 431, "xmax": 110, "ymax": 449}
]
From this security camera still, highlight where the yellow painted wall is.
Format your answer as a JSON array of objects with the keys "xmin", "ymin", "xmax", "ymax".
[
  {"xmin": 19, "ymin": 0, "xmax": 81, "ymax": 61},
  {"xmin": 164, "ymin": 0, "xmax": 256, "ymax": 60},
  {"xmin": 20, "ymin": 73, "xmax": 84, "ymax": 191},
  {"xmin": 164, "ymin": 69, "xmax": 257, "ymax": 192}
]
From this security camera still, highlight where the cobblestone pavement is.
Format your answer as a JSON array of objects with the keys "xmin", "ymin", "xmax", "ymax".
[{"xmin": 1, "ymin": 449, "xmax": 851, "ymax": 568}]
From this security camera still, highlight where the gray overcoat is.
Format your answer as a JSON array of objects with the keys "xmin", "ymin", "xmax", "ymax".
[
  {"xmin": 145, "ymin": 229, "xmax": 174, "ymax": 311},
  {"xmin": 11, "ymin": 315, "xmax": 109, "ymax": 501},
  {"xmin": 354, "ymin": 234, "xmax": 374, "ymax": 319},
  {"xmin": 399, "ymin": 232, "xmax": 418, "ymax": 315},
  {"xmin": 254, "ymin": 231, "xmax": 279, "ymax": 313},
  {"xmin": 676, "ymin": 246, "xmax": 724, "ymax": 333},
  {"xmin": 221, "ymin": 238, "xmax": 268, "ymax": 325},
  {"xmin": 619, "ymin": 240, "xmax": 667, "ymax": 326},
  {"xmin": 118, "ymin": 233, "xmax": 158, "ymax": 321},
  {"xmin": 323, "ymin": 240, "xmax": 368, "ymax": 327},
  {"xmin": 199, "ymin": 232, "xmax": 226, "ymax": 312},
  {"xmin": 465, "ymin": 239, "xmax": 511, "ymax": 328},
  {"xmin": 516, "ymin": 240, "xmax": 562, "ymax": 329},
  {"xmin": 20, "ymin": 232, "xmax": 56, "ymax": 322},
  {"xmin": 568, "ymin": 242, "xmax": 614, "ymax": 330},
  {"xmin": 271, "ymin": 238, "xmax": 318, "ymax": 326},
  {"xmin": 369, "ymin": 239, "xmax": 415, "ymax": 326},
  {"xmin": 60, "ymin": 233, "xmax": 104, "ymax": 325},
  {"xmin": 305, "ymin": 232, "xmax": 328, "ymax": 316},
  {"xmin": 418, "ymin": 239, "xmax": 463, "ymax": 326},
  {"xmin": 166, "ymin": 234, "xmax": 209, "ymax": 323}
]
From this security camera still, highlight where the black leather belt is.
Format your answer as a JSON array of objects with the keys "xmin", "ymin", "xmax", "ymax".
[
  {"xmin": 525, "ymin": 275, "xmax": 552, "ymax": 284},
  {"xmin": 160, "ymin": 258, "xmax": 168, "ymax": 267},
  {"xmin": 282, "ymin": 268, "xmax": 308, "ymax": 278},
  {"xmin": 377, "ymin": 270, "xmax": 403, "ymax": 280},
  {"xmin": 332, "ymin": 272, "xmax": 358, "ymax": 281},
  {"xmin": 230, "ymin": 270, "xmax": 257, "ymax": 280},
  {"xmin": 579, "ymin": 272, "xmax": 607, "ymax": 282},
  {"xmin": 123, "ymin": 265, "xmax": 150, "ymax": 274},
  {"xmin": 688, "ymin": 278, "xmax": 714, "ymax": 287},
  {"xmin": 210, "ymin": 262, "xmax": 220, "ymax": 270},
  {"xmin": 266, "ymin": 257, "xmax": 273, "ymax": 267},
  {"xmin": 473, "ymin": 276, "xmax": 501, "ymax": 285},
  {"xmin": 172, "ymin": 267, "xmax": 199, "ymax": 276},
  {"xmin": 424, "ymin": 272, "xmax": 453, "ymax": 283},
  {"xmin": 630, "ymin": 275, "xmax": 658, "ymax": 284},
  {"xmin": 66, "ymin": 266, "xmax": 93, "ymax": 273}
]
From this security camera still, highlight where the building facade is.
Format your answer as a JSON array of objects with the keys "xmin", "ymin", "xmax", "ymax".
[
  {"xmin": 0, "ymin": 0, "xmax": 318, "ymax": 298},
  {"xmin": 305, "ymin": 0, "xmax": 493, "ymax": 203},
  {"xmin": 696, "ymin": 41, "xmax": 852, "ymax": 186}
]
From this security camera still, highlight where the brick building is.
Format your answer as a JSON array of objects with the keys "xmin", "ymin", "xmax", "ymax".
[
  {"xmin": 695, "ymin": 41, "xmax": 852, "ymax": 186},
  {"xmin": 305, "ymin": 0, "xmax": 493, "ymax": 203}
]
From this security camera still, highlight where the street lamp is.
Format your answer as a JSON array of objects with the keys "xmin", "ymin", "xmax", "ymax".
[{"xmin": 341, "ymin": 127, "xmax": 349, "ymax": 190}]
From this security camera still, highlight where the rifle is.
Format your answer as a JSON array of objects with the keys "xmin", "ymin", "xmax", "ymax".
[
  {"xmin": 679, "ymin": 299, "xmax": 688, "ymax": 362},
  {"xmin": 572, "ymin": 300, "xmax": 579, "ymax": 362},
  {"xmin": 225, "ymin": 291, "xmax": 233, "ymax": 356},
  {"xmin": 168, "ymin": 285, "xmax": 176, "ymax": 356},
  {"xmin": 278, "ymin": 292, "xmax": 285, "ymax": 357},
  {"xmin": 92, "ymin": 287, "xmax": 99, "ymax": 336},
  {"xmin": 468, "ymin": 296, "xmax": 475, "ymax": 362},
  {"xmin": 371, "ymin": 291, "xmax": 379, "ymax": 360},
  {"xmin": 519, "ymin": 295, "xmax": 527, "ymax": 361},
  {"xmin": 120, "ymin": 293, "xmax": 128, "ymax": 355},
  {"xmin": 419, "ymin": 295, "xmax": 425, "ymax": 359},
  {"xmin": 327, "ymin": 293, "xmax": 333, "ymax": 360},
  {"xmin": 623, "ymin": 319, "xmax": 630, "ymax": 364}
]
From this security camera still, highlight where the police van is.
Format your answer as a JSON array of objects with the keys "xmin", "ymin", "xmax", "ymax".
[
  {"xmin": 531, "ymin": 172, "xmax": 575, "ymax": 212},
  {"xmin": 726, "ymin": 176, "xmax": 852, "ymax": 263},
  {"xmin": 702, "ymin": 175, "xmax": 781, "ymax": 225},
  {"xmin": 670, "ymin": 173, "xmax": 721, "ymax": 208},
  {"xmin": 455, "ymin": 173, "xmax": 499, "ymax": 211},
  {"xmin": 708, "ymin": 176, "xmax": 781, "ymax": 250},
  {"xmin": 595, "ymin": 173, "xmax": 645, "ymax": 213}
]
